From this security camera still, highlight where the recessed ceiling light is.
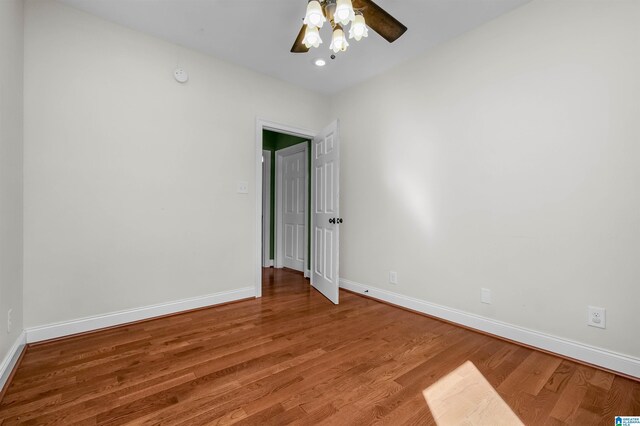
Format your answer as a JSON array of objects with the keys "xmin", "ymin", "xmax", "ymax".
[{"xmin": 314, "ymin": 58, "xmax": 326, "ymax": 67}]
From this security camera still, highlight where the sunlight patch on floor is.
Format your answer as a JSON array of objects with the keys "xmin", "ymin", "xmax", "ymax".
[{"xmin": 423, "ymin": 361, "xmax": 524, "ymax": 426}]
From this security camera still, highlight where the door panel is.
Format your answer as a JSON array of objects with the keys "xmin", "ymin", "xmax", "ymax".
[
  {"xmin": 314, "ymin": 227, "xmax": 323, "ymax": 276},
  {"xmin": 325, "ymin": 162, "xmax": 334, "ymax": 213},
  {"xmin": 324, "ymin": 229, "xmax": 334, "ymax": 281},
  {"xmin": 311, "ymin": 120, "xmax": 340, "ymax": 304},
  {"xmin": 296, "ymin": 224, "xmax": 305, "ymax": 263},
  {"xmin": 315, "ymin": 165, "xmax": 323, "ymax": 212},
  {"xmin": 285, "ymin": 224, "xmax": 294, "ymax": 258}
]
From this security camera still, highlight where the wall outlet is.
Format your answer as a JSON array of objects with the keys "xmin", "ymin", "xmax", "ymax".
[
  {"xmin": 587, "ymin": 306, "xmax": 606, "ymax": 329},
  {"xmin": 7, "ymin": 309, "xmax": 12, "ymax": 334},
  {"xmin": 237, "ymin": 181, "xmax": 249, "ymax": 194},
  {"xmin": 481, "ymin": 288, "xmax": 491, "ymax": 304},
  {"xmin": 389, "ymin": 271, "xmax": 398, "ymax": 285}
]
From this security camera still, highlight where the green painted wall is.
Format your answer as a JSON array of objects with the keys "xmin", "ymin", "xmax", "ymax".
[{"xmin": 262, "ymin": 130, "xmax": 312, "ymax": 269}]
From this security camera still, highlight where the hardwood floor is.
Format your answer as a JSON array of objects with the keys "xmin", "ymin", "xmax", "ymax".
[{"xmin": 1, "ymin": 268, "xmax": 638, "ymax": 425}]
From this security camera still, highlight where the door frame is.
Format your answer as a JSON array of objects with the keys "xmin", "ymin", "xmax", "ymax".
[
  {"xmin": 261, "ymin": 149, "xmax": 272, "ymax": 268},
  {"xmin": 255, "ymin": 118, "xmax": 316, "ymax": 298},
  {"xmin": 275, "ymin": 143, "xmax": 309, "ymax": 272}
]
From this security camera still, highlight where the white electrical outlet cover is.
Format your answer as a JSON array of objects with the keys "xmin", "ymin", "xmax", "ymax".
[
  {"xmin": 237, "ymin": 181, "xmax": 249, "ymax": 194},
  {"xmin": 587, "ymin": 306, "xmax": 606, "ymax": 329}
]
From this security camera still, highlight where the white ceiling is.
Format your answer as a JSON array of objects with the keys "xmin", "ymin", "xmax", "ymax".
[{"xmin": 57, "ymin": 0, "xmax": 531, "ymax": 95}]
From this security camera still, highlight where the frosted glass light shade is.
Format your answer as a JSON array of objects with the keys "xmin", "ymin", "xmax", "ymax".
[
  {"xmin": 304, "ymin": 0, "xmax": 326, "ymax": 28},
  {"xmin": 303, "ymin": 25, "xmax": 323, "ymax": 48},
  {"xmin": 348, "ymin": 13, "xmax": 368, "ymax": 41},
  {"xmin": 330, "ymin": 26, "xmax": 349, "ymax": 53},
  {"xmin": 335, "ymin": 0, "xmax": 355, "ymax": 26}
]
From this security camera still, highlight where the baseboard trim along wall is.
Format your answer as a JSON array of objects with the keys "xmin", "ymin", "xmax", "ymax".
[
  {"xmin": 0, "ymin": 331, "xmax": 26, "ymax": 393},
  {"xmin": 25, "ymin": 287, "xmax": 256, "ymax": 343},
  {"xmin": 339, "ymin": 278, "xmax": 640, "ymax": 379}
]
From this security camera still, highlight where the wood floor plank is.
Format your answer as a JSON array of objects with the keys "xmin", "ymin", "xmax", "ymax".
[
  {"xmin": 543, "ymin": 360, "xmax": 577, "ymax": 394},
  {"xmin": 497, "ymin": 351, "xmax": 563, "ymax": 396},
  {"xmin": 549, "ymin": 366, "xmax": 595, "ymax": 423},
  {"xmin": 0, "ymin": 268, "xmax": 638, "ymax": 425}
]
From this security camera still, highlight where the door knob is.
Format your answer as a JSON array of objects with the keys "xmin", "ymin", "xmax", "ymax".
[
  {"xmin": 329, "ymin": 218, "xmax": 336, "ymax": 224},
  {"xmin": 338, "ymin": 218, "xmax": 343, "ymax": 224}
]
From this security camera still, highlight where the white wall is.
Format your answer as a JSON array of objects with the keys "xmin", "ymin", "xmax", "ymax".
[
  {"xmin": 334, "ymin": 0, "xmax": 640, "ymax": 359},
  {"xmin": 0, "ymin": 0, "xmax": 25, "ymax": 376},
  {"xmin": 23, "ymin": 0, "xmax": 330, "ymax": 328}
]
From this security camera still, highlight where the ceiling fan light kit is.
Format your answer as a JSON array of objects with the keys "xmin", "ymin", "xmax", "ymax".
[
  {"xmin": 304, "ymin": 0, "xmax": 326, "ymax": 28},
  {"xmin": 303, "ymin": 25, "xmax": 323, "ymax": 48},
  {"xmin": 292, "ymin": 0, "xmax": 407, "ymax": 55},
  {"xmin": 330, "ymin": 25, "xmax": 349, "ymax": 53},
  {"xmin": 349, "ymin": 13, "xmax": 368, "ymax": 41},
  {"xmin": 335, "ymin": 0, "xmax": 355, "ymax": 26}
]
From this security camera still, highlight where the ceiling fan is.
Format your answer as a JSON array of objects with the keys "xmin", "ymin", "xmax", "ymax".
[{"xmin": 291, "ymin": 0, "xmax": 407, "ymax": 54}]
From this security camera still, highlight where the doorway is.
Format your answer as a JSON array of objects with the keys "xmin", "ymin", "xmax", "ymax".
[
  {"xmin": 255, "ymin": 120, "xmax": 315, "ymax": 298},
  {"xmin": 255, "ymin": 119, "xmax": 341, "ymax": 304},
  {"xmin": 262, "ymin": 130, "xmax": 311, "ymax": 276}
]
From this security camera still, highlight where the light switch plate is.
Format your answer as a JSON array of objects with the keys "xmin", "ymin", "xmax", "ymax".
[{"xmin": 481, "ymin": 288, "xmax": 491, "ymax": 304}]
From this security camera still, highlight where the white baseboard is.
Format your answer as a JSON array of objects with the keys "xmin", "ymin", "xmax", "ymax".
[
  {"xmin": 262, "ymin": 260, "xmax": 274, "ymax": 268},
  {"xmin": 339, "ymin": 278, "xmax": 640, "ymax": 379},
  {"xmin": 25, "ymin": 287, "xmax": 255, "ymax": 344},
  {"xmin": 0, "ymin": 331, "xmax": 26, "ymax": 392}
]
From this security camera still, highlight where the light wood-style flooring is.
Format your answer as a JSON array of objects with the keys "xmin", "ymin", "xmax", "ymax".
[{"xmin": 0, "ymin": 268, "xmax": 638, "ymax": 424}]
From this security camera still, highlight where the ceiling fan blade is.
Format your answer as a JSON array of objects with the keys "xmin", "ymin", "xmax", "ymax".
[
  {"xmin": 291, "ymin": 24, "xmax": 310, "ymax": 53},
  {"xmin": 352, "ymin": 0, "xmax": 407, "ymax": 43}
]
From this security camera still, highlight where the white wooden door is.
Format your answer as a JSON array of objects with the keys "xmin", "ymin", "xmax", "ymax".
[
  {"xmin": 311, "ymin": 121, "xmax": 340, "ymax": 304},
  {"xmin": 278, "ymin": 144, "xmax": 306, "ymax": 272}
]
